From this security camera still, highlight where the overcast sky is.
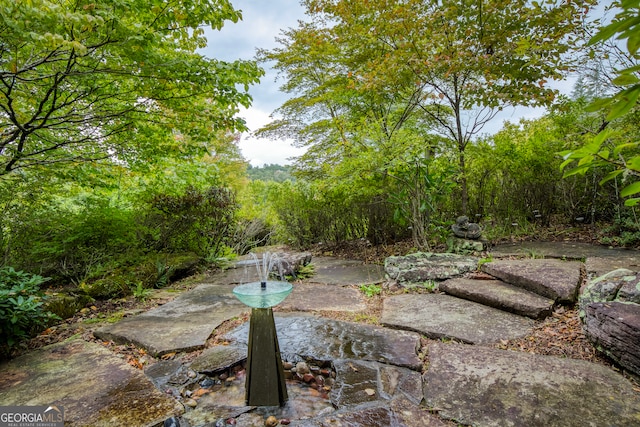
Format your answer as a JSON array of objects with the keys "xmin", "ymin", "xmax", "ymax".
[
  {"xmin": 201, "ymin": 1, "xmax": 608, "ymax": 167},
  {"xmin": 201, "ymin": 1, "xmax": 307, "ymax": 166}
]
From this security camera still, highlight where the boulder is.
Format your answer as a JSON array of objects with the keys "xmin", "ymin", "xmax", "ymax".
[
  {"xmin": 580, "ymin": 269, "xmax": 640, "ymax": 376},
  {"xmin": 446, "ymin": 237, "xmax": 485, "ymax": 255},
  {"xmin": 275, "ymin": 251, "xmax": 312, "ymax": 278},
  {"xmin": 583, "ymin": 302, "xmax": 640, "ymax": 377},
  {"xmin": 384, "ymin": 252, "xmax": 478, "ymax": 286},
  {"xmin": 579, "ymin": 268, "xmax": 640, "ymax": 311}
]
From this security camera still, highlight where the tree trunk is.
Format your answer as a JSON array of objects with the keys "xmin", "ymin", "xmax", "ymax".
[{"xmin": 459, "ymin": 150, "xmax": 468, "ymax": 215}]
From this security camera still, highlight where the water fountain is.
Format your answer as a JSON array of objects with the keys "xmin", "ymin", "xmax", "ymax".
[{"xmin": 232, "ymin": 253, "xmax": 292, "ymax": 406}]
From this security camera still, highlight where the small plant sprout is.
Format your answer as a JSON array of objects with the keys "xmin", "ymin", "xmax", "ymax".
[{"xmin": 360, "ymin": 284, "xmax": 382, "ymax": 298}]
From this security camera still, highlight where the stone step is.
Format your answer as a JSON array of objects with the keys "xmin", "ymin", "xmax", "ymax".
[
  {"xmin": 481, "ymin": 258, "xmax": 582, "ymax": 303},
  {"xmin": 439, "ymin": 278, "xmax": 555, "ymax": 320},
  {"xmin": 380, "ymin": 293, "xmax": 535, "ymax": 345}
]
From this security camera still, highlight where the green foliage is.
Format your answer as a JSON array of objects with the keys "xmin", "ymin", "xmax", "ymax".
[
  {"xmin": 145, "ymin": 186, "xmax": 237, "ymax": 259},
  {"xmin": 291, "ymin": 263, "xmax": 315, "ymax": 280},
  {"xmin": 6, "ymin": 193, "xmax": 140, "ymax": 284},
  {"xmin": 132, "ymin": 282, "xmax": 152, "ymax": 301},
  {"xmin": 360, "ymin": 284, "xmax": 382, "ymax": 298},
  {"xmin": 477, "ymin": 257, "xmax": 493, "ymax": 269},
  {"xmin": 261, "ymin": 0, "xmax": 595, "ymax": 215},
  {"xmin": 599, "ymin": 210, "xmax": 640, "ymax": 247},
  {"xmin": 0, "ymin": 267, "xmax": 58, "ymax": 356},
  {"xmin": 247, "ymin": 164, "xmax": 293, "ymax": 182},
  {"xmin": 561, "ymin": 1, "xmax": 640, "ymax": 205},
  {"xmin": 0, "ymin": 0, "xmax": 262, "ymax": 175}
]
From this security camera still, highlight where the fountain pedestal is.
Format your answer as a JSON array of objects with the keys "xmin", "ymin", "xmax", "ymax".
[
  {"xmin": 233, "ymin": 281, "xmax": 292, "ymax": 407},
  {"xmin": 246, "ymin": 307, "xmax": 288, "ymax": 406}
]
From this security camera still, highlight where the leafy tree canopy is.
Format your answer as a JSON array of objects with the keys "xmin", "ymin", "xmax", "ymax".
[
  {"xmin": 561, "ymin": 0, "xmax": 640, "ymax": 205},
  {"xmin": 259, "ymin": 0, "xmax": 596, "ymax": 213},
  {"xmin": 0, "ymin": 0, "xmax": 263, "ymax": 175}
]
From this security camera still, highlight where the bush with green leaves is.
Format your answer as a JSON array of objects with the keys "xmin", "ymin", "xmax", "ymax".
[
  {"xmin": 144, "ymin": 185, "xmax": 238, "ymax": 259},
  {"xmin": 0, "ymin": 267, "xmax": 58, "ymax": 356}
]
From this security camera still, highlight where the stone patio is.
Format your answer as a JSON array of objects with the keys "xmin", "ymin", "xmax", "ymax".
[{"xmin": 1, "ymin": 244, "xmax": 639, "ymax": 426}]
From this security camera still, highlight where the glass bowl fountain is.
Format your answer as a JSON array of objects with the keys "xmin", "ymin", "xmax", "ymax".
[{"xmin": 232, "ymin": 253, "xmax": 292, "ymax": 406}]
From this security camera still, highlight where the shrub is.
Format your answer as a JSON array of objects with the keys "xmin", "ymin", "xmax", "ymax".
[
  {"xmin": 0, "ymin": 267, "xmax": 58, "ymax": 357},
  {"xmin": 144, "ymin": 186, "xmax": 238, "ymax": 259}
]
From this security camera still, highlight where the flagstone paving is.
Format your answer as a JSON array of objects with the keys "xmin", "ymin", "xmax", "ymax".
[
  {"xmin": 1, "ymin": 244, "xmax": 640, "ymax": 426},
  {"xmin": 94, "ymin": 283, "xmax": 246, "ymax": 356}
]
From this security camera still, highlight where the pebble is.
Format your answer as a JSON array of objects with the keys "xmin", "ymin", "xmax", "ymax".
[
  {"xmin": 315, "ymin": 375, "xmax": 325, "ymax": 386},
  {"xmin": 187, "ymin": 370, "xmax": 197, "ymax": 379},
  {"xmin": 364, "ymin": 388, "xmax": 376, "ymax": 396},
  {"xmin": 283, "ymin": 361, "xmax": 294, "ymax": 370},
  {"xmin": 164, "ymin": 416, "xmax": 180, "ymax": 427},
  {"xmin": 265, "ymin": 415, "xmax": 278, "ymax": 427},
  {"xmin": 320, "ymin": 369, "xmax": 331, "ymax": 377},
  {"xmin": 225, "ymin": 418, "xmax": 237, "ymax": 425},
  {"xmin": 219, "ymin": 373, "xmax": 228, "ymax": 381},
  {"xmin": 302, "ymin": 373, "xmax": 315, "ymax": 383},
  {"xmin": 184, "ymin": 398, "xmax": 198, "ymax": 408},
  {"xmin": 280, "ymin": 419, "xmax": 291, "ymax": 425},
  {"xmin": 295, "ymin": 361, "xmax": 310, "ymax": 374},
  {"xmin": 200, "ymin": 378, "xmax": 215, "ymax": 388}
]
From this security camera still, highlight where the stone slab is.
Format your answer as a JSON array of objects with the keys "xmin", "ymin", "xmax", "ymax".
[
  {"xmin": 583, "ymin": 301, "xmax": 640, "ymax": 377},
  {"xmin": 308, "ymin": 398, "xmax": 450, "ymax": 427},
  {"xmin": 481, "ymin": 258, "xmax": 581, "ymax": 303},
  {"xmin": 95, "ymin": 283, "xmax": 246, "ymax": 356},
  {"xmin": 490, "ymin": 241, "xmax": 634, "ymax": 259},
  {"xmin": 440, "ymin": 278, "xmax": 555, "ymax": 319},
  {"xmin": 0, "ymin": 339, "xmax": 182, "ymax": 427},
  {"xmin": 311, "ymin": 257, "xmax": 386, "ymax": 285},
  {"xmin": 586, "ymin": 256, "xmax": 640, "ymax": 278},
  {"xmin": 189, "ymin": 344, "xmax": 247, "ymax": 374},
  {"xmin": 381, "ymin": 294, "xmax": 535, "ymax": 344},
  {"xmin": 224, "ymin": 314, "xmax": 422, "ymax": 370},
  {"xmin": 279, "ymin": 282, "xmax": 367, "ymax": 312},
  {"xmin": 385, "ymin": 252, "xmax": 478, "ymax": 285},
  {"xmin": 490, "ymin": 241, "xmax": 640, "ymax": 277},
  {"xmin": 423, "ymin": 342, "xmax": 640, "ymax": 427},
  {"xmin": 330, "ymin": 360, "xmax": 424, "ymax": 408}
]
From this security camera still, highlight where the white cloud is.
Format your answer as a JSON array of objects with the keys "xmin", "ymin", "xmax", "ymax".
[
  {"xmin": 202, "ymin": 0, "xmax": 307, "ymax": 166},
  {"xmin": 237, "ymin": 106, "xmax": 306, "ymax": 166}
]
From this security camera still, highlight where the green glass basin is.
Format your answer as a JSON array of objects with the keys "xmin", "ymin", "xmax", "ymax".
[{"xmin": 233, "ymin": 281, "xmax": 293, "ymax": 308}]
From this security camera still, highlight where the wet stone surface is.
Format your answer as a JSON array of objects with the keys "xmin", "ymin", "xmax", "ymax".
[
  {"xmin": 304, "ymin": 398, "xmax": 449, "ymax": 427},
  {"xmin": 224, "ymin": 313, "xmax": 423, "ymax": 370},
  {"xmin": 189, "ymin": 344, "xmax": 247, "ymax": 374}
]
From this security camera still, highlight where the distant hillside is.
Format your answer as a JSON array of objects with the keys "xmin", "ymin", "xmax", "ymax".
[{"xmin": 247, "ymin": 164, "xmax": 293, "ymax": 182}]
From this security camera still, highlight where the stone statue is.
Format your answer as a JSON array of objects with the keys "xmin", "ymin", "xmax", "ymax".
[{"xmin": 451, "ymin": 215, "xmax": 482, "ymax": 239}]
